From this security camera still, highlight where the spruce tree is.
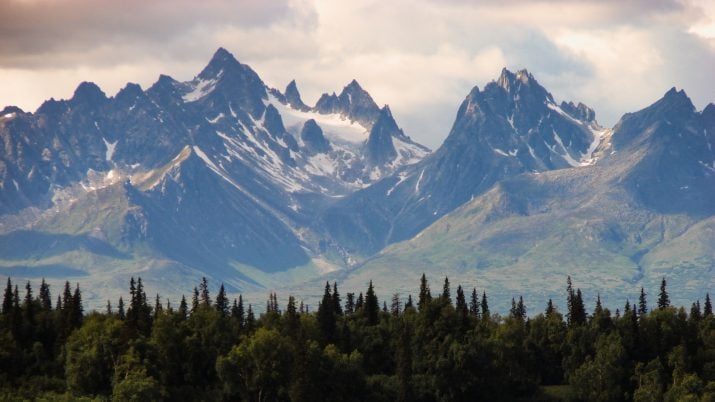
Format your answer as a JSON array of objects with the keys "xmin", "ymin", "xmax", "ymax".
[
  {"xmin": 39, "ymin": 278, "xmax": 52, "ymax": 311},
  {"xmin": 106, "ymin": 300, "xmax": 113, "ymax": 315},
  {"xmin": 285, "ymin": 296, "xmax": 299, "ymax": 332},
  {"xmin": 455, "ymin": 286, "xmax": 468, "ymax": 317},
  {"xmin": 383, "ymin": 301, "xmax": 388, "ymax": 313},
  {"xmin": 691, "ymin": 302, "xmax": 702, "ymax": 321},
  {"xmin": 405, "ymin": 294, "xmax": 414, "ymax": 310},
  {"xmin": 469, "ymin": 288, "xmax": 480, "ymax": 318},
  {"xmin": 154, "ymin": 294, "xmax": 163, "ymax": 319},
  {"xmin": 517, "ymin": 296, "xmax": 526, "ymax": 320},
  {"xmin": 441, "ymin": 277, "xmax": 451, "ymax": 304},
  {"xmin": 594, "ymin": 294, "xmax": 603, "ymax": 316},
  {"xmin": 118, "ymin": 296, "xmax": 125, "ymax": 320},
  {"xmin": 2, "ymin": 278, "xmax": 13, "ymax": 314},
  {"xmin": 191, "ymin": 287, "xmax": 199, "ymax": 313},
  {"xmin": 199, "ymin": 277, "xmax": 210, "ymax": 306},
  {"xmin": 70, "ymin": 283, "xmax": 83, "ymax": 329},
  {"xmin": 638, "ymin": 287, "xmax": 648, "ymax": 316},
  {"xmin": 572, "ymin": 289, "xmax": 586, "ymax": 325},
  {"xmin": 365, "ymin": 281, "xmax": 379, "ymax": 325},
  {"xmin": 317, "ymin": 283, "xmax": 336, "ymax": 344},
  {"xmin": 345, "ymin": 293, "xmax": 355, "ymax": 315},
  {"xmin": 246, "ymin": 304, "xmax": 256, "ymax": 332},
  {"xmin": 418, "ymin": 273, "xmax": 431, "ymax": 311},
  {"xmin": 391, "ymin": 293, "xmax": 401, "ymax": 317},
  {"xmin": 356, "ymin": 292, "xmax": 364, "ymax": 311},
  {"xmin": 705, "ymin": 293, "xmax": 713, "ymax": 317},
  {"xmin": 657, "ymin": 278, "xmax": 670, "ymax": 310},
  {"xmin": 178, "ymin": 296, "xmax": 188, "ymax": 319},
  {"xmin": 481, "ymin": 292, "xmax": 490, "ymax": 319},
  {"xmin": 546, "ymin": 299, "xmax": 556, "ymax": 317},
  {"xmin": 215, "ymin": 284, "xmax": 228, "ymax": 317},
  {"xmin": 332, "ymin": 282, "xmax": 343, "ymax": 316},
  {"xmin": 236, "ymin": 295, "xmax": 245, "ymax": 328}
]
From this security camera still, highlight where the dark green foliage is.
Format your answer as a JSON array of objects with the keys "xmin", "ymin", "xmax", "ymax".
[{"xmin": 1, "ymin": 275, "xmax": 715, "ymax": 401}]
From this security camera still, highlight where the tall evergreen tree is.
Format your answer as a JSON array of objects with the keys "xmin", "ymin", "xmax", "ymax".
[
  {"xmin": 317, "ymin": 282, "xmax": 336, "ymax": 344},
  {"xmin": 178, "ymin": 296, "xmax": 188, "ymax": 319},
  {"xmin": 285, "ymin": 296, "xmax": 299, "ymax": 332},
  {"xmin": 332, "ymin": 282, "xmax": 343, "ymax": 316},
  {"xmin": 39, "ymin": 278, "xmax": 52, "ymax": 311},
  {"xmin": 572, "ymin": 289, "xmax": 586, "ymax": 325},
  {"xmin": 118, "ymin": 296, "xmax": 125, "ymax": 320},
  {"xmin": 356, "ymin": 292, "xmax": 364, "ymax": 311},
  {"xmin": 154, "ymin": 294, "xmax": 163, "ymax": 319},
  {"xmin": 245, "ymin": 304, "xmax": 255, "ymax": 332},
  {"xmin": 405, "ymin": 294, "xmax": 414, "ymax": 310},
  {"xmin": 469, "ymin": 288, "xmax": 480, "ymax": 318},
  {"xmin": 345, "ymin": 293, "xmax": 355, "ymax": 315},
  {"xmin": 691, "ymin": 301, "xmax": 702, "ymax": 321},
  {"xmin": 638, "ymin": 287, "xmax": 648, "ymax": 316},
  {"xmin": 441, "ymin": 277, "xmax": 451, "ymax": 304},
  {"xmin": 2, "ymin": 278, "xmax": 13, "ymax": 314},
  {"xmin": 594, "ymin": 294, "xmax": 604, "ymax": 316},
  {"xmin": 455, "ymin": 286, "xmax": 468, "ymax": 318},
  {"xmin": 106, "ymin": 300, "xmax": 113, "ymax": 315},
  {"xmin": 235, "ymin": 295, "xmax": 245, "ymax": 328},
  {"xmin": 546, "ymin": 299, "xmax": 556, "ymax": 317},
  {"xmin": 191, "ymin": 287, "xmax": 199, "ymax": 313},
  {"xmin": 481, "ymin": 291, "xmax": 490, "ymax": 319},
  {"xmin": 365, "ymin": 281, "xmax": 379, "ymax": 325},
  {"xmin": 418, "ymin": 273, "xmax": 431, "ymax": 311},
  {"xmin": 705, "ymin": 293, "xmax": 713, "ymax": 317},
  {"xmin": 391, "ymin": 293, "xmax": 402, "ymax": 317},
  {"xmin": 657, "ymin": 278, "xmax": 670, "ymax": 310},
  {"xmin": 199, "ymin": 277, "xmax": 210, "ymax": 306},
  {"xmin": 70, "ymin": 283, "xmax": 83, "ymax": 329},
  {"xmin": 215, "ymin": 284, "xmax": 228, "ymax": 317}
]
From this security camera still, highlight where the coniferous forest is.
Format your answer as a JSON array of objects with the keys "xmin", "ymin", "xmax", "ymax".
[{"xmin": 1, "ymin": 275, "xmax": 714, "ymax": 401}]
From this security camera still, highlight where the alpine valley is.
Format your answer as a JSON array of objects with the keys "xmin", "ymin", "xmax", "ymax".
[{"xmin": 1, "ymin": 48, "xmax": 713, "ymax": 311}]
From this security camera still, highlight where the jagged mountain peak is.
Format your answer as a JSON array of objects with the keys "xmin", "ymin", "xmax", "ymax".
[
  {"xmin": 115, "ymin": 82, "xmax": 144, "ymax": 102},
  {"xmin": 198, "ymin": 47, "xmax": 241, "ymax": 79},
  {"xmin": 70, "ymin": 81, "xmax": 108, "ymax": 106},
  {"xmin": 496, "ymin": 68, "xmax": 536, "ymax": 90},
  {"xmin": 285, "ymin": 79, "xmax": 310, "ymax": 111},
  {"xmin": 489, "ymin": 67, "xmax": 554, "ymax": 106},
  {"xmin": 703, "ymin": 102, "xmax": 715, "ymax": 116}
]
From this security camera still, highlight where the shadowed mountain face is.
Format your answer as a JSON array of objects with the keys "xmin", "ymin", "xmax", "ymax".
[
  {"xmin": 0, "ymin": 48, "xmax": 429, "ymax": 303},
  {"xmin": 0, "ymin": 48, "xmax": 713, "ymax": 310},
  {"xmin": 321, "ymin": 68, "xmax": 605, "ymax": 255},
  {"xmin": 333, "ymin": 87, "xmax": 715, "ymax": 312}
]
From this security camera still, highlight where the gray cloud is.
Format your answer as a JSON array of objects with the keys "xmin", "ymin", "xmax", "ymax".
[
  {"xmin": 0, "ymin": 0, "xmax": 713, "ymax": 148},
  {"xmin": 0, "ymin": 0, "xmax": 306, "ymax": 68}
]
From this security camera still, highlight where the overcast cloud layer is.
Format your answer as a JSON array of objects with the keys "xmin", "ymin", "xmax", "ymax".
[{"xmin": 1, "ymin": 0, "xmax": 714, "ymax": 148}]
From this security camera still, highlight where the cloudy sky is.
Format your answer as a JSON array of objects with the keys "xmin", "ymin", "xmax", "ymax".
[{"xmin": 1, "ymin": 0, "xmax": 714, "ymax": 148}]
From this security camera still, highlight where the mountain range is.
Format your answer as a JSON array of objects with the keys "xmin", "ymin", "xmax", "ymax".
[{"xmin": 1, "ymin": 47, "xmax": 713, "ymax": 311}]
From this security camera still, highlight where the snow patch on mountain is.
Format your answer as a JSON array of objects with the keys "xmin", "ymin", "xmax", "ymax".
[
  {"xmin": 102, "ymin": 138, "xmax": 118, "ymax": 162},
  {"xmin": 183, "ymin": 72, "xmax": 221, "ymax": 102},
  {"xmin": 267, "ymin": 94, "xmax": 368, "ymax": 146}
]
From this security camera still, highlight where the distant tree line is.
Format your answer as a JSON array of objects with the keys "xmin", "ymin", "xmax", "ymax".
[{"xmin": 0, "ymin": 274, "xmax": 714, "ymax": 401}]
